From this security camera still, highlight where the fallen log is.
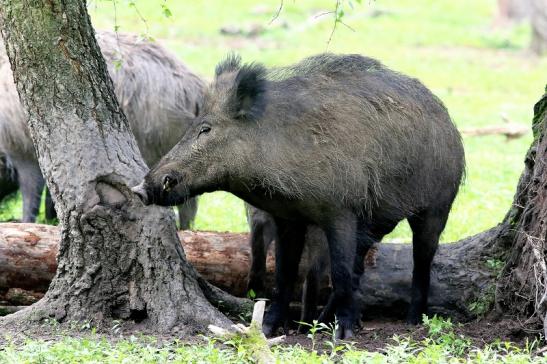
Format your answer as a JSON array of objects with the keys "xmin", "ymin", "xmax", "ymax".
[
  {"xmin": 0, "ymin": 305, "xmax": 27, "ymax": 316},
  {"xmin": 461, "ymin": 123, "xmax": 529, "ymax": 140},
  {"xmin": 0, "ymin": 224, "xmax": 58, "ymax": 293},
  {"xmin": 0, "ymin": 223, "xmax": 499, "ymax": 320},
  {"xmin": 0, "ymin": 224, "xmax": 261, "ymax": 303}
]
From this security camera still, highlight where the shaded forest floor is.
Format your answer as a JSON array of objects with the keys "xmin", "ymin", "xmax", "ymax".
[
  {"xmin": 1, "ymin": 308, "xmax": 543, "ymax": 362},
  {"xmin": 0, "ymin": 315, "xmax": 537, "ymax": 350}
]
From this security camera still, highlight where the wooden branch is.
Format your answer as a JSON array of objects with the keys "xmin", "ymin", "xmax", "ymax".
[{"xmin": 461, "ymin": 123, "xmax": 528, "ymax": 140}]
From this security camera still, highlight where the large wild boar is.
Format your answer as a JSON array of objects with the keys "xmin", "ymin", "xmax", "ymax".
[
  {"xmin": 0, "ymin": 31, "xmax": 204, "ymax": 226},
  {"xmin": 132, "ymin": 53, "xmax": 465, "ymax": 338}
]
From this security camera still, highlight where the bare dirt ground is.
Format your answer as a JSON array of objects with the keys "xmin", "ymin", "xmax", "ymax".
[
  {"xmin": 0, "ymin": 311, "xmax": 537, "ymax": 352},
  {"xmin": 284, "ymin": 318, "xmax": 537, "ymax": 352}
]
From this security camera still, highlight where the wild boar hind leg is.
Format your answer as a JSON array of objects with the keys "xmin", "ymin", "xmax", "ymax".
[
  {"xmin": 324, "ymin": 211, "xmax": 358, "ymax": 340},
  {"xmin": 262, "ymin": 218, "xmax": 306, "ymax": 337},
  {"xmin": 318, "ymin": 220, "xmax": 389, "ymax": 331},
  {"xmin": 406, "ymin": 207, "xmax": 449, "ymax": 324}
]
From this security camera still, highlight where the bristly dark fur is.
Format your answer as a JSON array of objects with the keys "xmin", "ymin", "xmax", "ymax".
[
  {"xmin": 215, "ymin": 53, "xmax": 242, "ymax": 76},
  {"xmin": 234, "ymin": 63, "xmax": 268, "ymax": 121}
]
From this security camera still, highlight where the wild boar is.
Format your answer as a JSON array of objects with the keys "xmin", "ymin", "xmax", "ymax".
[
  {"xmin": 0, "ymin": 31, "xmax": 204, "ymax": 226},
  {"xmin": 132, "ymin": 53, "xmax": 465, "ymax": 338}
]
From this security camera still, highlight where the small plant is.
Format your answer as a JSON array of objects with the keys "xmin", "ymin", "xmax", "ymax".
[
  {"xmin": 297, "ymin": 320, "xmax": 325, "ymax": 352},
  {"xmin": 486, "ymin": 258, "xmax": 504, "ymax": 272},
  {"xmin": 467, "ymin": 257, "xmax": 504, "ymax": 316},
  {"xmin": 468, "ymin": 285, "xmax": 496, "ymax": 316},
  {"xmin": 299, "ymin": 319, "xmax": 352, "ymax": 359},
  {"xmin": 422, "ymin": 314, "xmax": 471, "ymax": 356},
  {"xmin": 422, "ymin": 314, "xmax": 453, "ymax": 337},
  {"xmin": 42, "ymin": 317, "xmax": 59, "ymax": 328},
  {"xmin": 237, "ymin": 311, "xmax": 252, "ymax": 324},
  {"xmin": 321, "ymin": 320, "xmax": 340, "ymax": 357},
  {"xmin": 209, "ymin": 300, "xmax": 285, "ymax": 363}
]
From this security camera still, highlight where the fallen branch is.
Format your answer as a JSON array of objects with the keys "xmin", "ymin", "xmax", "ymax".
[{"xmin": 461, "ymin": 123, "xmax": 528, "ymax": 140}]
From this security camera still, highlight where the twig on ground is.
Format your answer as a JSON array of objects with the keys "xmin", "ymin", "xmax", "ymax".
[{"xmin": 208, "ymin": 300, "xmax": 285, "ymax": 364}]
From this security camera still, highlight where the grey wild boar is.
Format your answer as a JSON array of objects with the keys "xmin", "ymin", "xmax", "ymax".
[
  {"xmin": 0, "ymin": 31, "xmax": 204, "ymax": 226},
  {"xmin": 132, "ymin": 53, "xmax": 465, "ymax": 339},
  {"xmin": 0, "ymin": 154, "xmax": 17, "ymax": 201}
]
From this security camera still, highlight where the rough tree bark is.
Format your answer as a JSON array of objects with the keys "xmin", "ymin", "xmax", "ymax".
[
  {"xmin": 496, "ymin": 0, "xmax": 533, "ymax": 23},
  {"xmin": 0, "ymin": 1, "xmax": 241, "ymax": 333},
  {"xmin": 495, "ymin": 89, "xmax": 547, "ymax": 332}
]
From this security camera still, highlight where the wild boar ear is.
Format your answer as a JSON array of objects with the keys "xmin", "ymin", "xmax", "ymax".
[
  {"xmin": 215, "ymin": 53, "xmax": 242, "ymax": 77},
  {"xmin": 232, "ymin": 63, "xmax": 267, "ymax": 121}
]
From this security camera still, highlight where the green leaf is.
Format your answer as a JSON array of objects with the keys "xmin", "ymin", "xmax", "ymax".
[
  {"xmin": 162, "ymin": 5, "xmax": 172, "ymax": 18},
  {"xmin": 336, "ymin": 8, "xmax": 345, "ymax": 21}
]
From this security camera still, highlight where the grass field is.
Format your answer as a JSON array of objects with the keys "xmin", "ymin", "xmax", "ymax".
[{"xmin": 1, "ymin": 0, "xmax": 546, "ymax": 243}]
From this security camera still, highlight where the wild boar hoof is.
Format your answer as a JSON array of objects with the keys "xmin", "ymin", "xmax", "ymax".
[
  {"xmin": 335, "ymin": 326, "xmax": 354, "ymax": 340},
  {"xmin": 405, "ymin": 310, "xmax": 423, "ymax": 325},
  {"xmin": 262, "ymin": 323, "xmax": 276, "ymax": 337}
]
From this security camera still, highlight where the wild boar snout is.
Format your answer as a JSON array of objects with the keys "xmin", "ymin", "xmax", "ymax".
[{"xmin": 131, "ymin": 182, "xmax": 149, "ymax": 205}]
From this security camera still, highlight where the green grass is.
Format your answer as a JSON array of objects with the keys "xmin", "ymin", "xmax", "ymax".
[
  {"xmin": 0, "ymin": 316, "xmax": 543, "ymax": 363},
  {"xmin": 2, "ymin": 0, "xmax": 547, "ymax": 242}
]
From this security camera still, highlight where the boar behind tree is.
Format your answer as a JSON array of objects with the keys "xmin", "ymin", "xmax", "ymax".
[
  {"xmin": 246, "ymin": 203, "xmax": 330, "ymax": 327},
  {"xmin": 0, "ymin": 155, "xmax": 17, "ymax": 201},
  {"xmin": 0, "ymin": 31, "xmax": 203, "ymax": 226},
  {"xmin": 133, "ymin": 53, "xmax": 465, "ymax": 339}
]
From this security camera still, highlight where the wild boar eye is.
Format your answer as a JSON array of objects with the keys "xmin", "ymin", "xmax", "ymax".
[{"xmin": 198, "ymin": 124, "xmax": 211, "ymax": 136}]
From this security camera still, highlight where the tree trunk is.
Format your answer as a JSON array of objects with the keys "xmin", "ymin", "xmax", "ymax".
[
  {"xmin": 0, "ymin": 1, "xmax": 234, "ymax": 333},
  {"xmin": 496, "ymin": 0, "xmax": 533, "ymax": 23},
  {"xmin": 530, "ymin": 0, "xmax": 547, "ymax": 55},
  {"xmin": 495, "ymin": 89, "xmax": 547, "ymax": 331}
]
